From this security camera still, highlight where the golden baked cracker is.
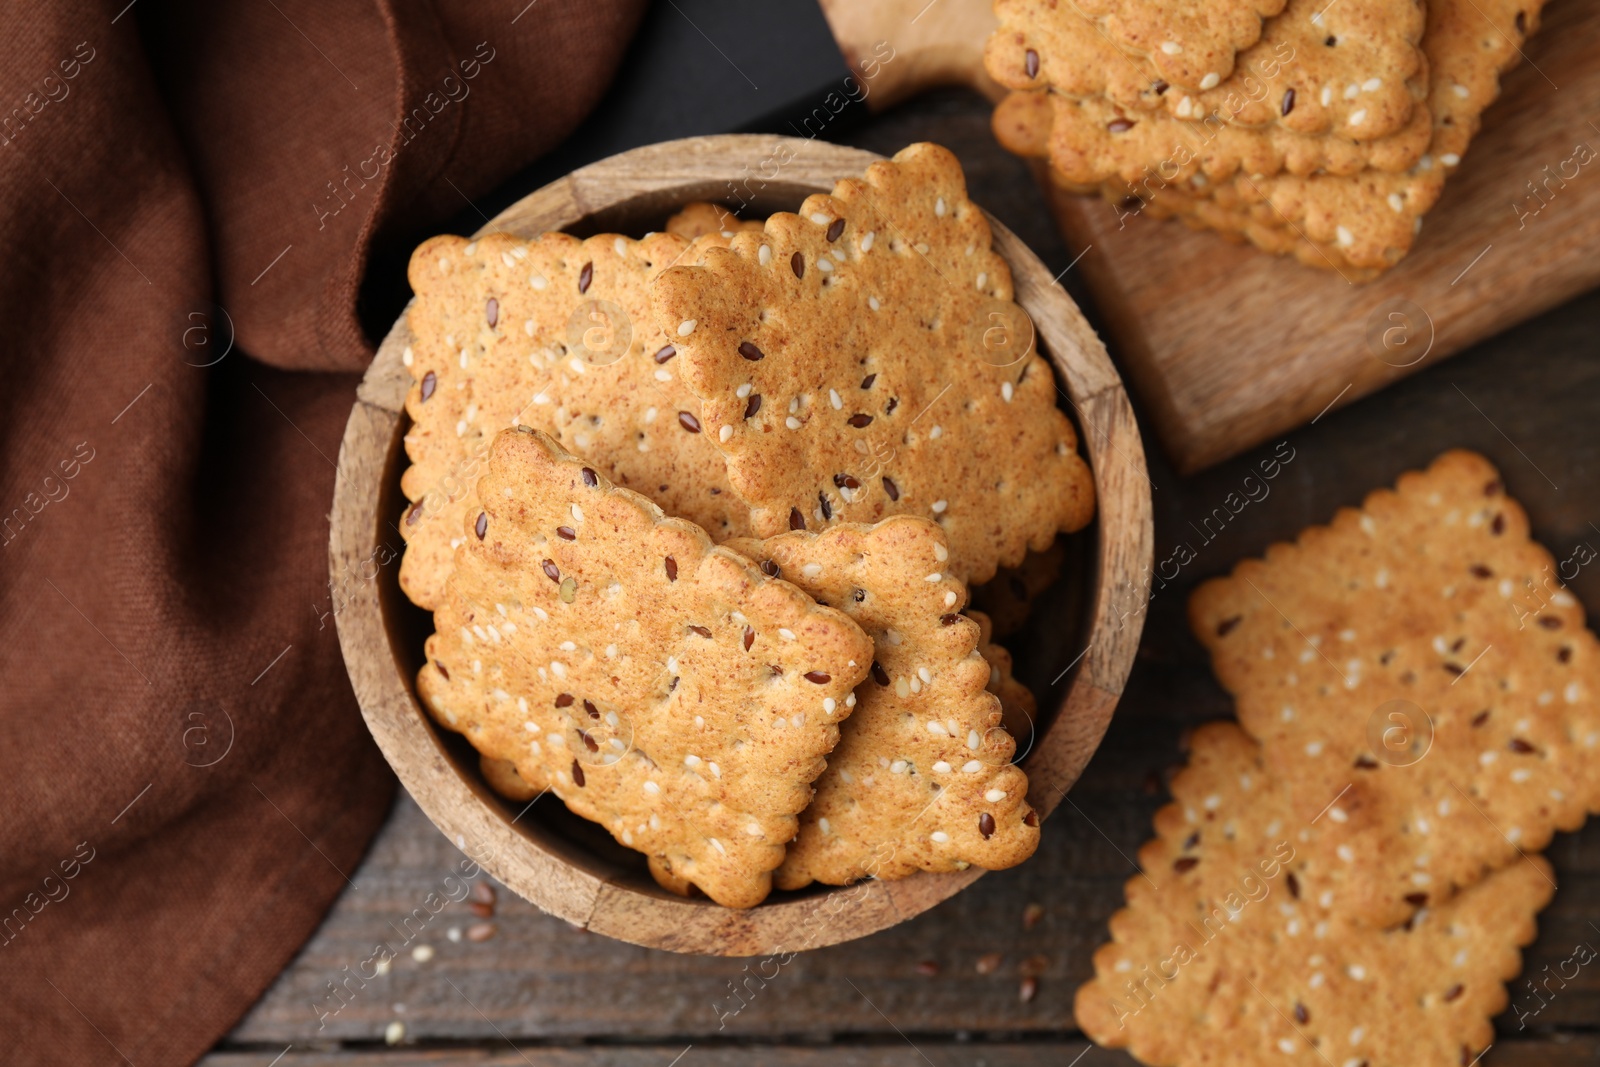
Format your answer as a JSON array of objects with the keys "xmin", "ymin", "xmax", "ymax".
[
  {"xmin": 417, "ymin": 428, "xmax": 873, "ymax": 908},
  {"xmin": 398, "ymin": 230, "xmax": 749, "ymax": 611},
  {"xmin": 987, "ymin": 0, "xmax": 1424, "ymax": 138},
  {"xmin": 726, "ymin": 517, "xmax": 1038, "ymax": 888},
  {"xmin": 972, "ymin": 608, "xmax": 1040, "ymax": 745},
  {"xmin": 1027, "ymin": 75, "xmax": 1431, "ymax": 185},
  {"xmin": 665, "ymin": 202, "xmax": 764, "ymax": 241},
  {"xmin": 1074, "ymin": 721, "xmax": 1554, "ymax": 1067},
  {"xmin": 972, "ymin": 539, "xmax": 1067, "ymax": 637},
  {"xmin": 1191, "ymin": 450, "xmax": 1600, "ymax": 926},
  {"xmin": 650, "ymin": 143, "xmax": 1095, "ymax": 586},
  {"xmin": 1108, "ymin": 0, "xmax": 1547, "ymax": 274},
  {"xmin": 988, "ymin": 0, "xmax": 1287, "ymax": 97}
]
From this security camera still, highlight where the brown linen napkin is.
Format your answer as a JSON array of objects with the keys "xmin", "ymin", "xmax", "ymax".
[{"xmin": 0, "ymin": 1, "xmax": 646, "ymax": 1063}]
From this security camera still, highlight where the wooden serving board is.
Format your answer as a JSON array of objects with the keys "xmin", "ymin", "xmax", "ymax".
[{"xmin": 820, "ymin": 0, "xmax": 1600, "ymax": 473}]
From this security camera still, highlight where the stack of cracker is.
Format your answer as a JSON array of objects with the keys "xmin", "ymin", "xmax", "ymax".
[
  {"xmin": 1076, "ymin": 451, "xmax": 1600, "ymax": 1064},
  {"xmin": 985, "ymin": 0, "xmax": 1547, "ymax": 276},
  {"xmin": 395, "ymin": 144, "xmax": 1098, "ymax": 907}
]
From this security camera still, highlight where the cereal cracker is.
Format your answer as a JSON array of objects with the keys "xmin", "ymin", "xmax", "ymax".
[
  {"xmin": 726, "ymin": 517, "xmax": 1038, "ymax": 888},
  {"xmin": 1111, "ymin": 0, "xmax": 1547, "ymax": 273},
  {"xmin": 650, "ymin": 143, "xmax": 1095, "ymax": 585},
  {"xmin": 416, "ymin": 428, "xmax": 873, "ymax": 907},
  {"xmin": 1074, "ymin": 720, "xmax": 1554, "ymax": 1067},
  {"xmin": 398, "ymin": 230, "xmax": 749, "ymax": 611},
  {"xmin": 986, "ymin": 0, "xmax": 1424, "ymax": 137},
  {"xmin": 1191, "ymin": 451, "xmax": 1600, "ymax": 925}
]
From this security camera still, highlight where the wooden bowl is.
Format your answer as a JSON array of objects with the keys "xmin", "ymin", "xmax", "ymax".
[{"xmin": 331, "ymin": 135, "xmax": 1152, "ymax": 956}]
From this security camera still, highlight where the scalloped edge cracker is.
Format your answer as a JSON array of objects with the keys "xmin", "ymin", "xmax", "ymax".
[
  {"xmin": 1074, "ymin": 720, "xmax": 1553, "ymax": 1067},
  {"xmin": 398, "ymin": 229, "xmax": 751, "ymax": 611},
  {"xmin": 651, "ymin": 142, "xmax": 1094, "ymax": 585},
  {"xmin": 725, "ymin": 517, "xmax": 1038, "ymax": 888},
  {"xmin": 417, "ymin": 428, "xmax": 873, "ymax": 907}
]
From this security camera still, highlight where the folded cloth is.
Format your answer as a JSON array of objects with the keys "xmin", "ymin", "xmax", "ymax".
[{"xmin": 0, "ymin": 1, "xmax": 645, "ymax": 1062}]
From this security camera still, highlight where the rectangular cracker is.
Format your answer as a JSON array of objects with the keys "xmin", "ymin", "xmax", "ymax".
[
  {"xmin": 650, "ymin": 143, "xmax": 1095, "ymax": 586},
  {"xmin": 1105, "ymin": 0, "xmax": 1548, "ymax": 274},
  {"xmin": 725, "ymin": 518, "xmax": 1038, "ymax": 888},
  {"xmin": 1074, "ymin": 720, "xmax": 1555, "ymax": 1067},
  {"xmin": 987, "ymin": 0, "xmax": 1426, "ymax": 139},
  {"xmin": 416, "ymin": 427, "xmax": 874, "ymax": 907},
  {"xmin": 1190, "ymin": 450, "xmax": 1600, "ymax": 927},
  {"xmin": 398, "ymin": 228, "xmax": 750, "ymax": 611}
]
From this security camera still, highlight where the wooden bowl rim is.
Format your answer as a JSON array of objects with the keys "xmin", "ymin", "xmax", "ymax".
[{"xmin": 331, "ymin": 134, "xmax": 1153, "ymax": 956}]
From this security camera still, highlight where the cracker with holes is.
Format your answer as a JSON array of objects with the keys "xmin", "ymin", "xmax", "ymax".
[
  {"xmin": 1074, "ymin": 721, "xmax": 1554, "ymax": 1067},
  {"xmin": 987, "ymin": 0, "xmax": 1425, "ymax": 138},
  {"xmin": 1101, "ymin": 0, "xmax": 1548, "ymax": 274},
  {"xmin": 724, "ymin": 517, "xmax": 1038, "ymax": 888},
  {"xmin": 650, "ymin": 143, "xmax": 1095, "ymax": 586},
  {"xmin": 416, "ymin": 428, "xmax": 873, "ymax": 908},
  {"xmin": 398, "ymin": 230, "xmax": 750, "ymax": 611},
  {"xmin": 1191, "ymin": 450, "xmax": 1600, "ymax": 927}
]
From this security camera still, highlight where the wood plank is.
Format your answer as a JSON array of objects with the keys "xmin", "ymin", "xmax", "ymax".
[
  {"xmin": 200, "ymin": 1036, "xmax": 1600, "ymax": 1066},
  {"xmin": 1045, "ymin": 0, "xmax": 1600, "ymax": 472}
]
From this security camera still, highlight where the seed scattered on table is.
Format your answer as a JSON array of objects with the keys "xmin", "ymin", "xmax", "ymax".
[{"xmin": 976, "ymin": 951, "xmax": 1003, "ymax": 975}]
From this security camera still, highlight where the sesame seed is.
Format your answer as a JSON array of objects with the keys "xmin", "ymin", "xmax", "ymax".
[
  {"xmin": 677, "ymin": 319, "xmax": 696, "ymax": 336},
  {"xmin": 817, "ymin": 818, "xmax": 830, "ymax": 834},
  {"xmin": 1200, "ymin": 72, "xmax": 1220, "ymax": 89},
  {"xmin": 1453, "ymin": 83, "xmax": 1470, "ymax": 98},
  {"xmin": 927, "ymin": 720, "xmax": 948, "ymax": 736},
  {"xmin": 736, "ymin": 382, "xmax": 752, "ymax": 398},
  {"xmin": 861, "ymin": 231, "xmax": 875, "ymax": 251},
  {"xmin": 931, "ymin": 830, "xmax": 950, "ymax": 843},
  {"xmin": 786, "ymin": 416, "xmax": 802, "ymax": 430},
  {"xmin": 614, "ymin": 237, "xmax": 628, "ymax": 257},
  {"xmin": 810, "ymin": 212, "xmax": 831, "ymax": 225},
  {"xmin": 932, "ymin": 500, "xmax": 948, "ymax": 514},
  {"xmin": 823, "ymin": 697, "xmax": 836, "ymax": 713},
  {"xmin": 402, "ymin": 346, "xmax": 414, "ymax": 366},
  {"xmin": 1441, "ymin": 153, "xmax": 1460, "ymax": 166},
  {"xmin": 967, "ymin": 729, "xmax": 981, "ymax": 749},
  {"xmin": 963, "ymin": 760, "xmax": 983, "ymax": 772},
  {"xmin": 985, "ymin": 789, "xmax": 1006, "ymax": 802},
  {"xmin": 720, "ymin": 425, "xmax": 733, "ymax": 442},
  {"xmin": 944, "ymin": 591, "xmax": 957, "ymax": 607},
  {"xmin": 530, "ymin": 274, "xmax": 548, "ymax": 289},
  {"xmin": 930, "ymin": 425, "xmax": 942, "ymax": 438},
  {"xmin": 643, "ymin": 780, "xmax": 661, "ymax": 795},
  {"xmin": 934, "ymin": 197, "xmax": 947, "ymax": 217},
  {"xmin": 891, "ymin": 760, "xmax": 908, "ymax": 774},
  {"xmin": 710, "ymin": 837, "xmax": 726, "ymax": 855},
  {"xmin": 1388, "ymin": 193, "xmax": 1405, "ymax": 212},
  {"xmin": 933, "ymin": 761, "xmax": 952, "ymax": 773},
  {"xmin": 758, "ymin": 245, "xmax": 772, "ymax": 266},
  {"xmin": 1320, "ymin": 86, "xmax": 1333, "ymax": 106},
  {"xmin": 1160, "ymin": 41, "xmax": 1182, "ymax": 54},
  {"xmin": 1176, "ymin": 96, "xmax": 1192, "ymax": 117},
  {"xmin": 779, "ymin": 628, "xmax": 796, "ymax": 641},
  {"xmin": 1336, "ymin": 226, "xmax": 1354, "ymax": 247},
  {"xmin": 817, "ymin": 257, "xmax": 833, "ymax": 272},
  {"xmin": 1002, "ymin": 382, "xmax": 1015, "ymax": 402},
  {"xmin": 1349, "ymin": 108, "xmax": 1367, "ymax": 125},
  {"xmin": 830, "ymin": 389, "xmax": 843, "ymax": 409}
]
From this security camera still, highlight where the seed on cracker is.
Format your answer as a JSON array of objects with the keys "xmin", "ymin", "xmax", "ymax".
[
  {"xmin": 1191, "ymin": 450, "xmax": 1600, "ymax": 926},
  {"xmin": 988, "ymin": 0, "xmax": 1425, "ymax": 140},
  {"xmin": 725, "ymin": 517, "xmax": 1039, "ymax": 888},
  {"xmin": 397, "ymin": 229, "xmax": 752, "ymax": 611},
  {"xmin": 1075, "ymin": 720, "xmax": 1554, "ymax": 1067},
  {"xmin": 1094, "ymin": 0, "xmax": 1546, "ymax": 274},
  {"xmin": 417, "ymin": 428, "xmax": 873, "ymax": 907},
  {"xmin": 651, "ymin": 143, "xmax": 1094, "ymax": 585}
]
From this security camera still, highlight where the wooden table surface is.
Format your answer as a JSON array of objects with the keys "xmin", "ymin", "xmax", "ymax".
[{"xmin": 206, "ymin": 90, "xmax": 1600, "ymax": 1066}]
